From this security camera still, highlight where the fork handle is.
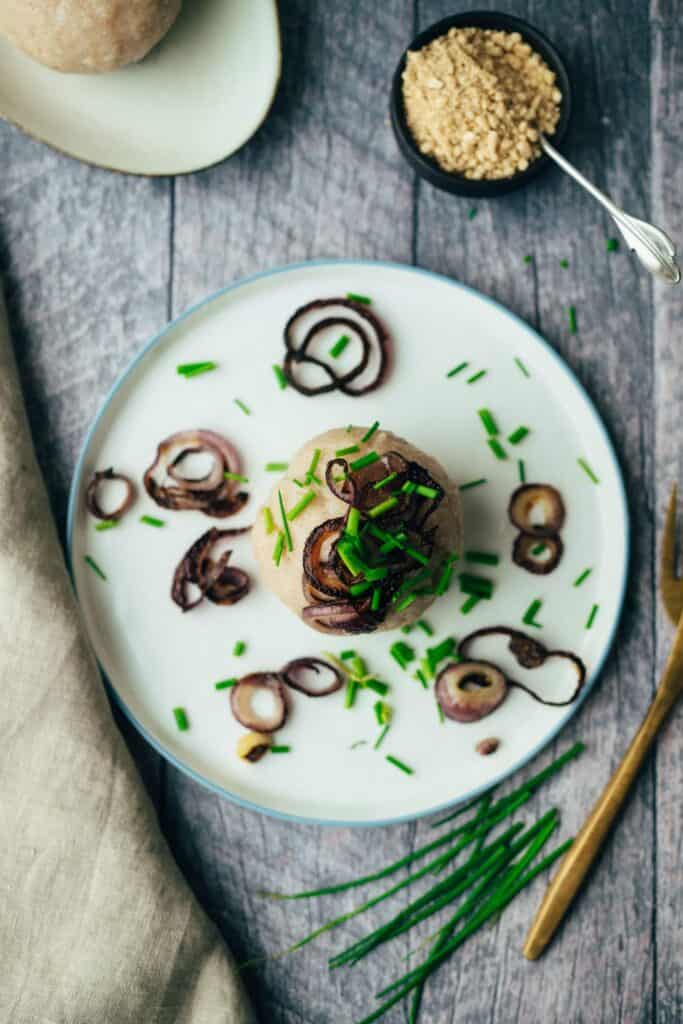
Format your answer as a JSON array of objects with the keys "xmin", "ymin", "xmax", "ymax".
[{"xmin": 523, "ymin": 620, "xmax": 683, "ymax": 960}]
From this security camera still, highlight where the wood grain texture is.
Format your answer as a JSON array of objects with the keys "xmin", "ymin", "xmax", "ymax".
[{"xmin": 0, "ymin": 0, "xmax": 680, "ymax": 1020}]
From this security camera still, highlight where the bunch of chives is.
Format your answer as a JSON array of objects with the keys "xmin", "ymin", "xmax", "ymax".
[{"xmin": 256, "ymin": 743, "xmax": 583, "ymax": 1024}]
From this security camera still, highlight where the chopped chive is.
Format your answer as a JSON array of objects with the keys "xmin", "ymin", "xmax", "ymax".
[
  {"xmin": 94, "ymin": 519, "xmax": 118, "ymax": 531},
  {"xmin": 514, "ymin": 356, "xmax": 530, "ymax": 377},
  {"xmin": 437, "ymin": 703, "xmax": 445, "ymax": 724},
  {"xmin": 414, "ymin": 669, "xmax": 428, "ymax": 688},
  {"xmin": 578, "ymin": 458, "xmax": 599, "ymax": 484},
  {"xmin": 344, "ymin": 679, "xmax": 359, "ymax": 709},
  {"xmin": 415, "ymin": 484, "xmax": 439, "ymax": 499},
  {"xmin": 427, "ymin": 637, "xmax": 457, "ymax": 672},
  {"xmin": 350, "ymin": 654, "xmax": 367, "ymax": 678},
  {"xmin": 523, "ymin": 599, "xmax": 543, "ymax": 627},
  {"xmin": 459, "ymin": 478, "xmax": 487, "ymax": 492},
  {"xmin": 531, "ymin": 542, "xmax": 547, "ymax": 556},
  {"xmin": 350, "ymin": 581, "xmax": 373, "ymax": 597},
  {"xmin": 364, "ymin": 566, "xmax": 389, "ymax": 582},
  {"xmin": 446, "ymin": 361, "xmax": 469, "ymax": 378},
  {"xmin": 278, "ymin": 491, "xmax": 293, "ymax": 551},
  {"xmin": 404, "ymin": 545, "xmax": 430, "ymax": 566},
  {"xmin": 400, "ymin": 624, "xmax": 413, "ymax": 635},
  {"xmin": 560, "ymin": 258, "xmax": 569, "ymax": 268},
  {"xmin": 390, "ymin": 641, "xmax": 415, "ymax": 669},
  {"xmin": 395, "ymin": 593, "xmax": 417, "ymax": 613},
  {"xmin": 305, "ymin": 448, "xmax": 321, "ymax": 484},
  {"xmin": 272, "ymin": 531, "xmax": 285, "ymax": 565},
  {"xmin": 518, "ymin": 459, "xmax": 526, "ymax": 483},
  {"xmin": 606, "ymin": 238, "xmax": 619, "ymax": 252},
  {"xmin": 223, "ymin": 471, "xmax": 249, "ymax": 483},
  {"xmin": 508, "ymin": 426, "xmax": 530, "ymax": 446},
  {"xmin": 368, "ymin": 497, "xmax": 399, "ymax": 519},
  {"xmin": 478, "ymin": 409, "xmax": 498, "ymax": 436},
  {"xmin": 270, "ymin": 745, "xmax": 291, "ymax": 754},
  {"xmin": 336, "ymin": 445, "xmax": 360, "ymax": 457},
  {"xmin": 419, "ymin": 655, "xmax": 434, "ymax": 682},
  {"xmin": 350, "ymin": 740, "xmax": 367, "ymax": 751},
  {"xmin": 401, "ymin": 481, "xmax": 417, "ymax": 494},
  {"xmin": 173, "ymin": 707, "xmax": 189, "ymax": 731},
  {"xmin": 214, "ymin": 678, "xmax": 238, "ymax": 690},
  {"xmin": 466, "ymin": 370, "xmax": 487, "ymax": 384},
  {"xmin": 340, "ymin": 650, "xmax": 356, "ymax": 661},
  {"xmin": 460, "ymin": 594, "xmax": 481, "ymax": 614},
  {"xmin": 468, "ymin": 207, "xmax": 477, "ymax": 220},
  {"xmin": 292, "ymin": 478, "xmax": 305, "ymax": 488},
  {"xmin": 272, "ymin": 363, "xmax": 288, "ymax": 389},
  {"xmin": 365, "ymin": 679, "xmax": 389, "ymax": 697},
  {"xmin": 265, "ymin": 462, "xmax": 288, "ymax": 472},
  {"xmin": 373, "ymin": 471, "xmax": 398, "ymax": 490},
  {"xmin": 434, "ymin": 558, "xmax": 454, "ymax": 596},
  {"xmin": 84, "ymin": 555, "xmax": 107, "ymax": 580},
  {"xmin": 586, "ymin": 603, "xmax": 599, "ymax": 629},
  {"xmin": 574, "ymin": 567, "xmax": 592, "ymax": 587},
  {"xmin": 386, "ymin": 754, "xmax": 414, "ymax": 775},
  {"xmin": 233, "ymin": 641, "xmax": 246, "ymax": 657},
  {"xmin": 465, "ymin": 550, "xmax": 499, "ymax": 566},
  {"xmin": 234, "ymin": 398, "xmax": 251, "ymax": 415},
  {"xmin": 568, "ymin": 305, "xmax": 578, "ymax": 334},
  {"xmin": 176, "ymin": 361, "xmax": 216, "ymax": 377},
  {"xmin": 337, "ymin": 542, "xmax": 367, "ymax": 577},
  {"xmin": 374, "ymin": 724, "xmax": 390, "ymax": 750},
  {"xmin": 361, "ymin": 421, "xmax": 380, "ymax": 443},
  {"xmin": 523, "ymin": 254, "xmax": 533, "ymax": 264},
  {"xmin": 374, "ymin": 700, "xmax": 392, "ymax": 726},
  {"xmin": 287, "ymin": 490, "xmax": 316, "ymax": 521},
  {"xmin": 350, "ymin": 451, "xmax": 380, "ymax": 472},
  {"xmin": 417, "ymin": 619, "xmax": 433, "ymax": 637},
  {"xmin": 346, "ymin": 292, "xmax": 372, "ymax": 305},
  {"xmin": 487, "ymin": 438, "xmax": 507, "ymax": 460},
  {"xmin": 139, "ymin": 514, "xmax": 165, "ymax": 528},
  {"xmin": 329, "ymin": 334, "xmax": 351, "ymax": 358},
  {"xmin": 346, "ymin": 507, "xmax": 360, "ymax": 537},
  {"xmin": 263, "ymin": 507, "xmax": 275, "ymax": 535}
]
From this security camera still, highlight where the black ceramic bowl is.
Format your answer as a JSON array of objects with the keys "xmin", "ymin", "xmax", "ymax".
[{"xmin": 390, "ymin": 11, "xmax": 572, "ymax": 198}]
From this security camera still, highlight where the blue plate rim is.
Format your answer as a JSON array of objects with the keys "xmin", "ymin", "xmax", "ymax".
[{"xmin": 66, "ymin": 257, "xmax": 630, "ymax": 828}]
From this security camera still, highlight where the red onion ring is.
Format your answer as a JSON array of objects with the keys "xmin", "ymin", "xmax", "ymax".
[
  {"xmin": 303, "ymin": 517, "xmax": 350, "ymax": 598},
  {"xmin": 280, "ymin": 657, "xmax": 344, "ymax": 697},
  {"xmin": 144, "ymin": 430, "xmax": 248, "ymax": 517},
  {"xmin": 512, "ymin": 532, "xmax": 564, "ymax": 575},
  {"xmin": 508, "ymin": 483, "xmax": 565, "ymax": 537},
  {"xmin": 86, "ymin": 468, "xmax": 135, "ymax": 521},
  {"xmin": 435, "ymin": 661, "xmax": 508, "ymax": 723},
  {"xmin": 283, "ymin": 297, "xmax": 390, "ymax": 398},
  {"xmin": 302, "ymin": 599, "xmax": 378, "ymax": 634},
  {"xmin": 230, "ymin": 673, "xmax": 288, "ymax": 731},
  {"xmin": 171, "ymin": 526, "xmax": 251, "ymax": 612}
]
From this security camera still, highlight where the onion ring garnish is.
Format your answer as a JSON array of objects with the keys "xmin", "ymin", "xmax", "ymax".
[
  {"xmin": 325, "ymin": 459, "xmax": 356, "ymax": 505},
  {"xmin": 458, "ymin": 626, "xmax": 586, "ymax": 706},
  {"xmin": 508, "ymin": 483, "xmax": 565, "ymax": 537},
  {"xmin": 283, "ymin": 297, "xmax": 390, "ymax": 398},
  {"xmin": 230, "ymin": 673, "xmax": 287, "ymax": 731},
  {"xmin": 435, "ymin": 661, "xmax": 508, "ymax": 722},
  {"xmin": 144, "ymin": 430, "xmax": 248, "ymax": 517},
  {"xmin": 512, "ymin": 532, "xmax": 564, "ymax": 575},
  {"xmin": 303, "ymin": 517, "xmax": 350, "ymax": 598},
  {"xmin": 280, "ymin": 657, "xmax": 344, "ymax": 697},
  {"xmin": 171, "ymin": 526, "xmax": 251, "ymax": 612},
  {"xmin": 86, "ymin": 468, "xmax": 135, "ymax": 521},
  {"xmin": 302, "ymin": 600, "xmax": 378, "ymax": 634}
]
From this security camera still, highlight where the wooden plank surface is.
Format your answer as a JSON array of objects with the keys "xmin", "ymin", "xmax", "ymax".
[{"xmin": 0, "ymin": 0, "xmax": 680, "ymax": 1020}]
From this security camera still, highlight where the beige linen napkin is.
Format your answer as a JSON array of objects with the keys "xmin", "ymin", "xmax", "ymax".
[{"xmin": 0, "ymin": 285, "xmax": 255, "ymax": 1024}]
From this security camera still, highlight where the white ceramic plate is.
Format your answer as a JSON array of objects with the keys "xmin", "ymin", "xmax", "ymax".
[
  {"xmin": 0, "ymin": 0, "xmax": 280, "ymax": 175},
  {"xmin": 68, "ymin": 261, "xmax": 629, "ymax": 825}
]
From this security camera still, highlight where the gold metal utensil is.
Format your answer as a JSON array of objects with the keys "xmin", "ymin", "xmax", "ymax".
[{"xmin": 523, "ymin": 484, "xmax": 683, "ymax": 960}]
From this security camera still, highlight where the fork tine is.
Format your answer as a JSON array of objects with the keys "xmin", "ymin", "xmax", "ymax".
[{"xmin": 661, "ymin": 483, "xmax": 681, "ymax": 625}]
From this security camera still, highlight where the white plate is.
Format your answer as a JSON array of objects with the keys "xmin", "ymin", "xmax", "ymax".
[
  {"xmin": 67, "ymin": 261, "xmax": 629, "ymax": 825},
  {"xmin": 0, "ymin": 0, "xmax": 280, "ymax": 175}
]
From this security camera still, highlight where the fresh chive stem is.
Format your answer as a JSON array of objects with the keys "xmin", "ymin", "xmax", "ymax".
[
  {"xmin": 265, "ymin": 462, "xmax": 288, "ymax": 472},
  {"xmin": 578, "ymin": 458, "xmax": 599, "ymax": 483},
  {"xmin": 173, "ymin": 707, "xmax": 189, "ymax": 731},
  {"xmin": 478, "ymin": 409, "xmax": 498, "ymax": 436},
  {"xmin": 336, "ymin": 445, "xmax": 360, "ymax": 457},
  {"xmin": 465, "ymin": 550, "xmax": 499, "ymax": 566},
  {"xmin": 350, "ymin": 451, "xmax": 380, "ymax": 472},
  {"xmin": 446, "ymin": 362, "xmax": 469, "ymax": 378},
  {"xmin": 305, "ymin": 448, "xmax": 321, "ymax": 483},
  {"xmin": 234, "ymin": 398, "xmax": 251, "ymax": 415},
  {"xmin": 140, "ymin": 514, "xmax": 165, "ymax": 527},
  {"xmin": 263, "ymin": 507, "xmax": 275, "ymax": 535},
  {"xmin": 94, "ymin": 519, "xmax": 118, "ymax": 531},
  {"xmin": 233, "ymin": 640, "xmax": 246, "ymax": 657},
  {"xmin": 214, "ymin": 678, "xmax": 237, "ymax": 690},
  {"xmin": 518, "ymin": 459, "xmax": 526, "ymax": 483},
  {"xmin": 272, "ymin": 364, "xmax": 288, "ymax": 389},
  {"xmin": 270, "ymin": 745, "xmax": 291, "ymax": 754},
  {"xmin": 287, "ymin": 490, "xmax": 316, "ymax": 521},
  {"xmin": 361, "ymin": 421, "xmax": 380, "ymax": 443},
  {"xmin": 522, "ymin": 598, "xmax": 543, "ymax": 627},
  {"xmin": 514, "ymin": 357, "xmax": 530, "ymax": 378},
  {"xmin": 386, "ymin": 755, "xmax": 413, "ymax": 775},
  {"xmin": 374, "ymin": 724, "xmax": 390, "ymax": 750},
  {"xmin": 177, "ymin": 361, "xmax": 216, "ymax": 377},
  {"xmin": 347, "ymin": 292, "xmax": 372, "ymax": 305},
  {"xmin": 487, "ymin": 438, "xmax": 507, "ymax": 460},
  {"xmin": 84, "ymin": 555, "xmax": 107, "ymax": 580},
  {"xmin": 278, "ymin": 491, "xmax": 293, "ymax": 551},
  {"xmin": 508, "ymin": 426, "xmax": 530, "ymax": 445},
  {"xmin": 466, "ymin": 370, "xmax": 487, "ymax": 384},
  {"xmin": 272, "ymin": 531, "xmax": 285, "ymax": 565},
  {"xmin": 459, "ymin": 478, "xmax": 487, "ymax": 492},
  {"xmin": 568, "ymin": 305, "xmax": 578, "ymax": 333},
  {"xmin": 329, "ymin": 333, "xmax": 351, "ymax": 358},
  {"xmin": 586, "ymin": 603, "xmax": 599, "ymax": 629},
  {"xmin": 223, "ymin": 471, "xmax": 249, "ymax": 483},
  {"xmin": 373, "ymin": 471, "xmax": 397, "ymax": 490},
  {"xmin": 417, "ymin": 619, "xmax": 433, "ymax": 636},
  {"xmin": 368, "ymin": 497, "xmax": 399, "ymax": 519},
  {"xmin": 573, "ymin": 567, "xmax": 592, "ymax": 587}
]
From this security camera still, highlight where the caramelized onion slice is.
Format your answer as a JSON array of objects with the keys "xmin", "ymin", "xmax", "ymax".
[
  {"xmin": 281, "ymin": 657, "xmax": 344, "ymax": 697},
  {"xmin": 171, "ymin": 526, "xmax": 251, "ymax": 612},
  {"xmin": 144, "ymin": 429, "xmax": 247, "ymax": 517},
  {"xmin": 458, "ymin": 626, "xmax": 586, "ymax": 706},
  {"xmin": 508, "ymin": 483, "xmax": 565, "ymax": 537},
  {"xmin": 325, "ymin": 458, "xmax": 356, "ymax": 505},
  {"xmin": 86, "ymin": 468, "xmax": 135, "ymax": 521},
  {"xmin": 512, "ymin": 532, "xmax": 564, "ymax": 575},
  {"xmin": 303, "ymin": 517, "xmax": 349, "ymax": 597},
  {"xmin": 302, "ymin": 600, "xmax": 378, "ymax": 634},
  {"xmin": 230, "ymin": 673, "xmax": 287, "ymax": 731},
  {"xmin": 435, "ymin": 661, "xmax": 508, "ymax": 723}
]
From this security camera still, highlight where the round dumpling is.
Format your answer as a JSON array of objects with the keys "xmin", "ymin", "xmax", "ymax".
[
  {"xmin": 0, "ymin": 0, "xmax": 182, "ymax": 74},
  {"xmin": 252, "ymin": 426, "xmax": 463, "ymax": 635}
]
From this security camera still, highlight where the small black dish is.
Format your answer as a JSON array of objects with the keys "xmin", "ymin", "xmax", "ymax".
[{"xmin": 390, "ymin": 11, "xmax": 572, "ymax": 198}]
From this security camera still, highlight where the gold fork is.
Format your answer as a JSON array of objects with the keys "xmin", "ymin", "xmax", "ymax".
[{"xmin": 523, "ymin": 484, "xmax": 683, "ymax": 959}]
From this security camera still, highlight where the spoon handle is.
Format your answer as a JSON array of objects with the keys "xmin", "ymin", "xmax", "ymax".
[{"xmin": 539, "ymin": 134, "xmax": 622, "ymax": 218}]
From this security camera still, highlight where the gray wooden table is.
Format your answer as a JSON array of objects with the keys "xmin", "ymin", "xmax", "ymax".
[{"xmin": 1, "ymin": 2, "xmax": 681, "ymax": 1021}]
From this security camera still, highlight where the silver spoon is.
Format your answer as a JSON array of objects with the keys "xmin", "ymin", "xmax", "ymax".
[{"xmin": 539, "ymin": 132, "xmax": 681, "ymax": 285}]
